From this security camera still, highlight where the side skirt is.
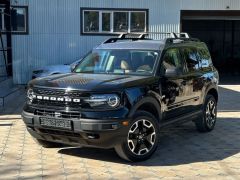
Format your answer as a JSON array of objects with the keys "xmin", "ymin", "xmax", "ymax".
[{"xmin": 160, "ymin": 110, "xmax": 202, "ymax": 129}]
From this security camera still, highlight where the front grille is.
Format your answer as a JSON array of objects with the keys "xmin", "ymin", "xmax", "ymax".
[
  {"xmin": 33, "ymin": 88, "xmax": 84, "ymax": 98},
  {"xmin": 35, "ymin": 109, "xmax": 81, "ymax": 119},
  {"xmin": 31, "ymin": 88, "xmax": 90, "ymax": 108},
  {"xmin": 32, "ymin": 100, "xmax": 82, "ymax": 108}
]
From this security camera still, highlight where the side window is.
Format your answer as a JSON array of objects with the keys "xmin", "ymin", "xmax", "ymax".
[
  {"xmin": 161, "ymin": 48, "xmax": 183, "ymax": 73},
  {"xmin": 198, "ymin": 47, "xmax": 213, "ymax": 70},
  {"xmin": 181, "ymin": 47, "xmax": 200, "ymax": 73}
]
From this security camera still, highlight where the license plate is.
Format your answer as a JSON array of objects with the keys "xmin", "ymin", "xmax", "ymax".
[{"xmin": 40, "ymin": 117, "xmax": 72, "ymax": 130}]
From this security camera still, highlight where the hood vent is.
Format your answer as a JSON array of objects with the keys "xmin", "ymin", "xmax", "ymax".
[{"xmin": 51, "ymin": 77, "xmax": 93, "ymax": 85}]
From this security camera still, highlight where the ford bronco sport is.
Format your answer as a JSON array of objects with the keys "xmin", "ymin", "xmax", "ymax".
[{"xmin": 22, "ymin": 32, "xmax": 219, "ymax": 161}]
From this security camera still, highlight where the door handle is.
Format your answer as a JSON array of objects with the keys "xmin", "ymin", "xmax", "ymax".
[{"xmin": 181, "ymin": 80, "xmax": 187, "ymax": 86}]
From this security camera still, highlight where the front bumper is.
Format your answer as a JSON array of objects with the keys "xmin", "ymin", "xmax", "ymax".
[{"xmin": 22, "ymin": 110, "xmax": 129, "ymax": 148}]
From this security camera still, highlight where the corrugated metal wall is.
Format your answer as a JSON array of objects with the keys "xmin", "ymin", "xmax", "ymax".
[{"xmin": 10, "ymin": 0, "xmax": 240, "ymax": 84}]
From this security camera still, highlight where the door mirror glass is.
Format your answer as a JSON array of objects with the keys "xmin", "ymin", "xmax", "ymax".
[
  {"xmin": 165, "ymin": 68, "xmax": 180, "ymax": 78},
  {"xmin": 70, "ymin": 59, "xmax": 82, "ymax": 72},
  {"xmin": 70, "ymin": 64, "xmax": 77, "ymax": 72}
]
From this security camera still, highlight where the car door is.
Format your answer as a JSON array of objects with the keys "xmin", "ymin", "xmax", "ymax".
[
  {"xmin": 160, "ymin": 47, "xmax": 190, "ymax": 121},
  {"xmin": 179, "ymin": 46, "xmax": 203, "ymax": 113}
]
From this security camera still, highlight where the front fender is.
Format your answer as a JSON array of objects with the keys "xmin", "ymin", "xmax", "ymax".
[
  {"xmin": 125, "ymin": 87, "xmax": 162, "ymax": 121},
  {"xmin": 201, "ymin": 82, "xmax": 218, "ymax": 104}
]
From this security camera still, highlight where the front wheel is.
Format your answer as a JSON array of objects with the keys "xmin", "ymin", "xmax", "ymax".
[
  {"xmin": 195, "ymin": 94, "xmax": 217, "ymax": 132},
  {"xmin": 115, "ymin": 111, "xmax": 160, "ymax": 162}
]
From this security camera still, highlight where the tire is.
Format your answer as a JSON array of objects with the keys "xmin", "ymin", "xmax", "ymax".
[
  {"xmin": 115, "ymin": 110, "xmax": 160, "ymax": 162},
  {"xmin": 35, "ymin": 139, "xmax": 63, "ymax": 148},
  {"xmin": 195, "ymin": 94, "xmax": 217, "ymax": 132}
]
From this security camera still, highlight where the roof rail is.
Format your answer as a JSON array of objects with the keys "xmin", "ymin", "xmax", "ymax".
[
  {"xmin": 118, "ymin": 33, "xmax": 126, "ymax": 38},
  {"xmin": 142, "ymin": 32, "xmax": 191, "ymax": 38},
  {"xmin": 175, "ymin": 32, "xmax": 190, "ymax": 38},
  {"xmin": 103, "ymin": 33, "xmax": 149, "ymax": 44},
  {"xmin": 128, "ymin": 32, "xmax": 179, "ymax": 39},
  {"xmin": 102, "ymin": 32, "xmax": 195, "ymax": 44},
  {"xmin": 118, "ymin": 33, "xmax": 148, "ymax": 38}
]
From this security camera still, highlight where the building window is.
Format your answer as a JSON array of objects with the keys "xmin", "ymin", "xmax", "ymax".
[
  {"xmin": 81, "ymin": 8, "xmax": 148, "ymax": 35},
  {"xmin": 0, "ymin": 6, "xmax": 28, "ymax": 34},
  {"xmin": 131, "ymin": 12, "xmax": 146, "ymax": 32},
  {"xmin": 102, "ymin": 12, "xmax": 111, "ymax": 32},
  {"xmin": 0, "ymin": 9, "xmax": 3, "ymax": 30},
  {"xmin": 84, "ymin": 11, "xmax": 99, "ymax": 32},
  {"xmin": 11, "ymin": 7, "xmax": 27, "ymax": 32},
  {"xmin": 113, "ymin": 12, "xmax": 129, "ymax": 32}
]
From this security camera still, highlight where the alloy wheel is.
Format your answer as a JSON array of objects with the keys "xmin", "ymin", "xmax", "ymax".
[
  {"xmin": 127, "ymin": 119, "xmax": 156, "ymax": 156},
  {"xmin": 205, "ymin": 100, "xmax": 216, "ymax": 128}
]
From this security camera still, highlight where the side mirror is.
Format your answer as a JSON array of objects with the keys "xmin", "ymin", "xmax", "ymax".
[
  {"xmin": 70, "ymin": 64, "xmax": 77, "ymax": 72},
  {"xmin": 70, "ymin": 59, "xmax": 82, "ymax": 72},
  {"xmin": 165, "ymin": 68, "xmax": 181, "ymax": 78}
]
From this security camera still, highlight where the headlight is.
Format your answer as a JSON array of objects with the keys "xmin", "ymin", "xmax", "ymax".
[
  {"xmin": 85, "ymin": 94, "xmax": 120, "ymax": 108},
  {"xmin": 27, "ymin": 88, "xmax": 36, "ymax": 103}
]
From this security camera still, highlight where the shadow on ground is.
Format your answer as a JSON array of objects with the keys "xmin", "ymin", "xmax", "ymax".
[
  {"xmin": 59, "ymin": 116, "xmax": 240, "ymax": 166},
  {"xmin": 59, "ymin": 85, "xmax": 240, "ymax": 165}
]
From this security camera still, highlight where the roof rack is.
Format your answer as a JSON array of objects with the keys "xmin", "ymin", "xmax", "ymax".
[
  {"xmin": 103, "ymin": 33, "xmax": 149, "ymax": 44},
  {"xmin": 102, "ymin": 32, "xmax": 198, "ymax": 44},
  {"xmin": 135, "ymin": 32, "xmax": 191, "ymax": 39}
]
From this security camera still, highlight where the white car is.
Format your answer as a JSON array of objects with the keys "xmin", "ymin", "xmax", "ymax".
[{"xmin": 32, "ymin": 59, "xmax": 81, "ymax": 79}]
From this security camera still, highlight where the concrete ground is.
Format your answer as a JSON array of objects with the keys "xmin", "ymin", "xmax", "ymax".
[{"xmin": 0, "ymin": 85, "xmax": 240, "ymax": 180}]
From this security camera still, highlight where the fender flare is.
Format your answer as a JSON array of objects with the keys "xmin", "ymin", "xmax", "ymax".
[
  {"xmin": 127, "ymin": 96, "xmax": 162, "ymax": 122},
  {"xmin": 203, "ymin": 84, "xmax": 218, "ymax": 104}
]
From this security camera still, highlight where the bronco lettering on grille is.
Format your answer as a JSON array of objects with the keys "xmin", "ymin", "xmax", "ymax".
[{"xmin": 28, "ymin": 93, "xmax": 80, "ymax": 103}]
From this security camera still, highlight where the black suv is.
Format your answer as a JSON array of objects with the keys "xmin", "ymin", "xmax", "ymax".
[{"xmin": 22, "ymin": 33, "xmax": 219, "ymax": 161}]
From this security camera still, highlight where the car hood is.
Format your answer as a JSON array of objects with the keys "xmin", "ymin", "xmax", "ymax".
[
  {"xmin": 33, "ymin": 65, "xmax": 70, "ymax": 73},
  {"xmin": 29, "ymin": 73, "xmax": 158, "ymax": 92}
]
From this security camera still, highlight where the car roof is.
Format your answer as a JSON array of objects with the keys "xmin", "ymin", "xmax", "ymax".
[
  {"xmin": 96, "ymin": 40, "xmax": 166, "ymax": 51},
  {"xmin": 165, "ymin": 41, "xmax": 206, "ymax": 48}
]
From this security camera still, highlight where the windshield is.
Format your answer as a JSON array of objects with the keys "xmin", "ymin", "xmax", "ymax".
[{"xmin": 74, "ymin": 49, "xmax": 159, "ymax": 75}]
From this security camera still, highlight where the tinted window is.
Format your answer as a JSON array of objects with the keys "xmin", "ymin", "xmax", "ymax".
[
  {"xmin": 182, "ymin": 47, "xmax": 200, "ymax": 72},
  {"xmin": 161, "ymin": 48, "xmax": 183, "ymax": 73},
  {"xmin": 198, "ymin": 47, "xmax": 213, "ymax": 70}
]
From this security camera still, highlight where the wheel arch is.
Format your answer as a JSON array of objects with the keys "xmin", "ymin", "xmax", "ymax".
[
  {"xmin": 128, "ymin": 96, "xmax": 162, "ymax": 122},
  {"xmin": 206, "ymin": 88, "xmax": 218, "ymax": 103}
]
